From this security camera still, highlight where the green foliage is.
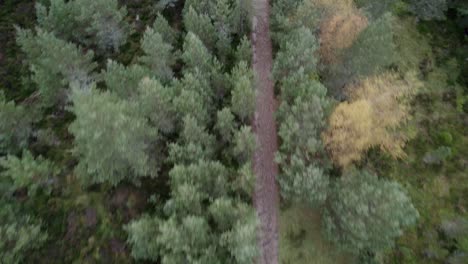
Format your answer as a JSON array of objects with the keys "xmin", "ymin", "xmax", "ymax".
[
  {"xmin": 0, "ymin": 92, "xmax": 33, "ymax": 154},
  {"xmin": 168, "ymin": 116, "xmax": 216, "ymax": 164},
  {"xmin": 323, "ymin": 169, "xmax": 419, "ymax": 252},
  {"xmin": 220, "ymin": 212, "xmax": 258, "ymax": 264},
  {"xmin": 355, "ymin": 0, "xmax": 397, "ymax": 18},
  {"xmin": 409, "ymin": 0, "xmax": 448, "ymax": 20},
  {"xmin": 422, "ymin": 146, "xmax": 452, "ymax": 165},
  {"xmin": 215, "ymin": 107, "xmax": 236, "ymax": 143},
  {"xmin": 0, "ymin": 150, "xmax": 58, "ymax": 196},
  {"xmin": 102, "ymin": 60, "xmax": 149, "ymax": 98},
  {"xmin": 69, "ymin": 86, "xmax": 157, "ymax": 185},
  {"xmin": 153, "ymin": 13, "xmax": 177, "ymax": 46},
  {"xmin": 273, "ymin": 27, "xmax": 319, "ymax": 82},
  {"xmin": 235, "ymin": 36, "xmax": 252, "ymax": 64},
  {"xmin": 279, "ymin": 206, "xmax": 352, "ymax": 264},
  {"xmin": 36, "ymin": 0, "xmax": 132, "ymax": 53},
  {"xmin": 229, "ymin": 0, "xmax": 251, "ymax": 36},
  {"xmin": 231, "ymin": 72, "xmax": 255, "ymax": 122},
  {"xmin": 173, "ymin": 89, "xmax": 211, "ymax": 127},
  {"xmin": 276, "ymin": 72, "xmax": 330, "ymax": 207},
  {"xmin": 16, "ymin": 28, "xmax": 97, "ymax": 107},
  {"xmin": 155, "ymin": 215, "xmax": 218, "ymax": 263},
  {"xmin": 344, "ymin": 12, "xmax": 395, "ymax": 78},
  {"xmin": 127, "ymin": 161, "xmax": 258, "ymax": 263},
  {"xmin": 35, "ymin": 0, "xmax": 81, "ymax": 41},
  {"xmin": 183, "ymin": 0, "xmax": 216, "ymax": 17},
  {"xmin": 0, "ymin": 205, "xmax": 47, "ymax": 264},
  {"xmin": 140, "ymin": 27, "xmax": 175, "ymax": 83},
  {"xmin": 393, "ymin": 18, "xmax": 432, "ymax": 73},
  {"xmin": 172, "ymin": 72, "xmax": 213, "ymax": 125},
  {"xmin": 168, "ymin": 163, "xmax": 230, "ymax": 212},
  {"xmin": 213, "ymin": 0, "xmax": 233, "ymax": 62},
  {"xmin": 181, "ymin": 32, "xmax": 215, "ymax": 76},
  {"xmin": 233, "ymin": 126, "xmax": 256, "ymax": 164},
  {"xmin": 327, "ymin": 13, "xmax": 395, "ymax": 92},
  {"xmin": 184, "ymin": 6, "xmax": 217, "ymax": 50},
  {"xmin": 125, "ymin": 215, "xmax": 161, "ymax": 261},
  {"xmin": 136, "ymin": 78, "xmax": 176, "ymax": 134},
  {"xmin": 70, "ymin": 0, "xmax": 131, "ymax": 53},
  {"xmin": 279, "ymin": 154, "xmax": 330, "ymax": 207}
]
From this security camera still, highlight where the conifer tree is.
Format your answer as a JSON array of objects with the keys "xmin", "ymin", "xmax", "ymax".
[
  {"xmin": 230, "ymin": 0, "xmax": 251, "ymax": 36},
  {"xmin": 152, "ymin": 13, "xmax": 178, "ymax": 46},
  {"xmin": 273, "ymin": 27, "xmax": 319, "ymax": 82},
  {"xmin": 136, "ymin": 78, "xmax": 176, "ymax": 134},
  {"xmin": 35, "ymin": 0, "xmax": 81, "ymax": 41},
  {"xmin": 74, "ymin": 0, "xmax": 131, "ymax": 53},
  {"xmin": 36, "ymin": 0, "xmax": 131, "ymax": 53},
  {"xmin": 69, "ymin": 86, "xmax": 157, "ymax": 186},
  {"xmin": 0, "ymin": 92, "xmax": 33, "ymax": 154},
  {"xmin": 184, "ymin": 7, "xmax": 217, "ymax": 50},
  {"xmin": 102, "ymin": 60, "xmax": 149, "ymax": 98},
  {"xmin": 181, "ymin": 32, "xmax": 215, "ymax": 76},
  {"xmin": 126, "ymin": 161, "xmax": 258, "ymax": 263},
  {"xmin": 168, "ymin": 116, "xmax": 216, "ymax": 164},
  {"xmin": 16, "ymin": 28, "xmax": 96, "ymax": 107},
  {"xmin": 140, "ymin": 27, "xmax": 174, "ymax": 83},
  {"xmin": 0, "ymin": 204, "xmax": 47, "ymax": 264},
  {"xmin": 215, "ymin": 107, "xmax": 236, "ymax": 143},
  {"xmin": 323, "ymin": 169, "xmax": 419, "ymax": 252},
  {"xmin": 276, "ymin": 76, "xmax": 331, "ymax": 206},
  {"xmin": 183, "ymin": 0, "xmax": 216, "ymax": 17},
  {"xmin": 231, "ymin": 74, "xmax": 255, "ymax": 123},
  {"xmin": 213, "ymin": 0, "xmax": 234, "ymax": 62},
  {"xmin": 0, "ymin": 150, "xmax": 58, "ymax": 196},
  {"xmin": 235, "ymin": 36, "xmax": 252, "ymax": 64},
  {"xmin": 233, "ymin": 126, "xmax": 256, "ymax": 164}
]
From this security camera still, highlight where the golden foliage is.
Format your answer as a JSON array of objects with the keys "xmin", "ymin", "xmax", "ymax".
[
  {"xmin": 323, "ymin": 100, "xmax": 373, "ymax": 167},
  {"xmin": 323, "ymin": 72, "xmax": 421, "ymax": 168},
  {"xmin": 319, "ymin": 11, "xmax": 368, "ymax": 64}
]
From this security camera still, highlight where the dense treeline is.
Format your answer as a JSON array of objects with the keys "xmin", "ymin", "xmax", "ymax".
[
  {"xmin": 2, "ymin": 0, "xmax": 256, "ymax": 263},
  {"xmin": 0, "ymin": 0, "xmax": 466, "ymax": 263},
  {"xmin": 273, "ymin": 0, "xmax": 467, "ymax": 263}
]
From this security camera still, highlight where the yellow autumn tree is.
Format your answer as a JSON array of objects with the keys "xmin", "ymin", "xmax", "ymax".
[{"xmin": 323, "ymin": 72, "xmax": 421, "ymax": 168}]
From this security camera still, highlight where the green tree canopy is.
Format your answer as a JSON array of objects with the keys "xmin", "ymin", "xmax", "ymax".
[
  {"xmin": 0, "ymin": 150, "xmax": 58, "ymax": 196},
  {"xmin": 140, "ymin": 27, "xmax": 174, "ymax": 83},
  {"xmin": 36, "ymin": 0, "xmax": 131, "ymax": 53},
  {"xmin": 273, "ymin": 26, "xmax": 319, "ymax": 82},
  {"xmin": 0, "ymin": 204, "xmax": 47, "ymax": 264},
  {"xmin": 102, "ymin": 60, "xmax": 149, "ymax": 98},
  {"xmin": 69, "ymin": 86, "xmax": 157, "ymax": 185},
  {"xmin": 0, "ymin": 92, "xmax": 34, "ymax": 154},
  {"xmin": 323, "ymin": 169, "xmax": 419, "ymax": 252},
  {"xmin": 16, "ymin": 28, "xmax": 96, "ymax": 107}
]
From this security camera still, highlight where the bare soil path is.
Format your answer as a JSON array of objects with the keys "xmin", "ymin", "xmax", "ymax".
[{"xmin": 251, "ymin": 0, "xmax": 280, "ymax": 263}]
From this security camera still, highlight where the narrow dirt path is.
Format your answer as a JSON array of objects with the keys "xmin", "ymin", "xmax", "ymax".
[{"xmin": 251, "ymin": 0, "xmax": 280, "ymax": 263}]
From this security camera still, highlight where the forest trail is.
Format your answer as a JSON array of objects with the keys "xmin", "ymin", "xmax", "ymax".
[{"xmin": 251, "ymin": 0, "xmax": 280, "ymax": 264}]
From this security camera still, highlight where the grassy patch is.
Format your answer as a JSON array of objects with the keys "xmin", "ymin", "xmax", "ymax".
[{"xmin": 279, "ymin": 205, "xmax": 354, "ymax": 264}]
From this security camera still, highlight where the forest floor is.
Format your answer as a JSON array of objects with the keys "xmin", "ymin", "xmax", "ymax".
[
  {"xmin": 279, "ymin": 206, "xmax": 353, "ymax": 264},
  {"xmin": 251, "ymin": 0, "xmax": 280, "ymax": 263}
]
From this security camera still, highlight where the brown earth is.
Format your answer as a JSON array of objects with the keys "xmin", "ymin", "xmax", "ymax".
[{"xmin": 251, "ymin": 0, "xmax": 280, "ymax": 263}]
